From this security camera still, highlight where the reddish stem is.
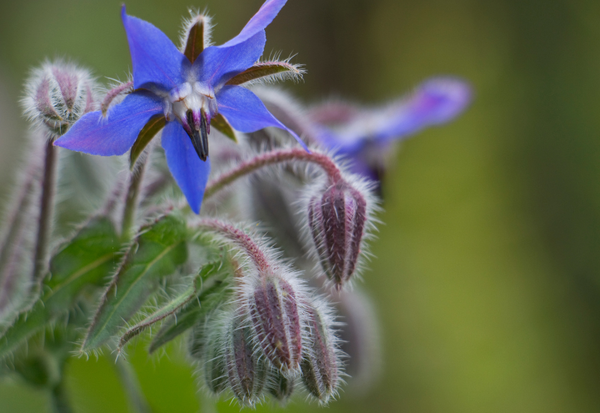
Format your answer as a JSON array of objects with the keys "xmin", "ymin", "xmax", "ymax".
[
  {"xmin": 204, "ymin": 148, "xmax": 342, "ymax": 199},
  {"xmin": 196, "ymin": 219, "xmax": 270, "ymax": 274}
]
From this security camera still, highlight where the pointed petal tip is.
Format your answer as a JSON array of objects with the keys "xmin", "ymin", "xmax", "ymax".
[{"xmin": 161, "ymin": 122, "xmax": 210, "ymax": 215}]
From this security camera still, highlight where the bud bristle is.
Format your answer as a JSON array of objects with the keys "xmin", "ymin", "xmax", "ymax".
[
  {"xmin": 300, "ymin": 300, "xmax": 342, "ymax": 404},
  {"xmin": 307, "ymin": 179, "xmax": 368, "ymax": 289},
  {"xmin": 22, "ymin": 60, "xmax": 98, "ymax": 137},
  {"xmin": 201, "ymin": 320, "xmax": 229, "ymax": 395},
  {"xmin": 266, "ymin": 368, "xmax": 295, "ymax": 403},
  {"xmin": 225, "ymin": 313, "xmax": 268, "ymax": 405},
  {"xmin": 249, "ymin": 275, "xmax": 303, "ymax": 371}
]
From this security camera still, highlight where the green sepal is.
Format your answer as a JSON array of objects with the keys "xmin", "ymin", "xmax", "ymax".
[
  {"xmin": 0, "ymin": 217, "xmax": 120, "ymax": 360},
  {"xmin": 225, "ymin": 62, "xmax": 302, "ymax": 86},
  {"xmin": 210, "ymin": 114, "xmax": 237, "ymax": 143},
  {"xmin": 82, "ymin": 213, "xmax": 187, "ymax": 352},
  {"xmin": 184, "ymin": 16, "xmax": 206, "ymax": 63},
  {"xmin": 148, "ymin": 260, "xmax": 231, "ymax": 354},
  {"xmin": 129, "ymin": 114, "xmax": 166, "ymax": 170}
]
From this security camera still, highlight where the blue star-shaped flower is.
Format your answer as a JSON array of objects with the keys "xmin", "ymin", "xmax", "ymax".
[{"xmin": 55, "ymin": 0, "xmax": 306, "ymax": 213}]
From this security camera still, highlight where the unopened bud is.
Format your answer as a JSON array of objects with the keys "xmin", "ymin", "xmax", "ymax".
[
  {"xmin": 266, "ymin": 368, "xmax": 295, "ymax": 403},
  {"xmin": 300, "ymin": 303, "xmax": 341, "ymax": 404},
  {"xmin": 308, "ymin": 179, "xmax": 368, "ymax": 288},
  {"xmin": 225, "ymin": 317, "xmax": 268, "ymax": 405},
  {"xmin": 249, "ymin": 275, "xmax": 302, "ymax": 371},
  {"xmin": 194, "ymin": 318, "xmax": 229, "ymax": 395},
  {"xmin": 22, "ymin": 61, "xmax": 97, "ymax": 137}
]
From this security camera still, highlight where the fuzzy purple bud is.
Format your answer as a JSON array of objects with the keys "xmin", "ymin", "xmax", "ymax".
[
  {"xmin": 300, "ymin": 304, "xmax": 341, "ymax": 404},
  {"xmin": 225, "ymin": 318, "xmax": 268, "ymax": 405},
  {"xmin": 22, "ymin": 61, "xmax": 97, "ymax": 137},
  {"xmin": 308, "ymin": 180, "xmax": 368, "ymax": 288},
  {"xmin": 249, "ymin": 275, "xmax": 302, "ymax": 371}
]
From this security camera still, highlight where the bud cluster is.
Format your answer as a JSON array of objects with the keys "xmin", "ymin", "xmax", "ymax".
[
  {"xmin": 0, "ymin": 1, "xmax": 442, "ymax": 409},
  {"xmin": 22, "ymin": 61, "xmax": 97, "ymax": 137},
  {"xmin": 191, "ymin": 220, "xmax": 343, "ymax": 406}
]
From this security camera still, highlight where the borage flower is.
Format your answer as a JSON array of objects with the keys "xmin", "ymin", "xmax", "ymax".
[
  {"xmin": 310, "ymin": 77, "xmax": 472, "ymax": 182},
  {"xmin": 55, "ymin": 0, "xmax": 306, "ymax": 213}
]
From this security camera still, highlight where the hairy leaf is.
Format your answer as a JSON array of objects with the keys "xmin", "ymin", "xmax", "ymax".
[
  {"xmin": 118, "ymin": 272, "xmax": 202, "ymax": 350},
  {"xmin": 82, "ymin": 214, "xmax": 188, "ymax": 351},
  {"xmin": 0, "ymin": 217, "xmax": 120, "ymax": 359},
  {"xmin": 148, "ymin": 260, "xmax": 231, "ymax": 353}
]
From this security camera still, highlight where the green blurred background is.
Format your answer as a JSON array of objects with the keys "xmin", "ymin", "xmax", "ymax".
[{"xmin": 2, "ymin": 0, "xmax": 600, "ymax": 412}]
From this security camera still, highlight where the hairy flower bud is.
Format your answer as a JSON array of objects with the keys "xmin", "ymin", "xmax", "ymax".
[
  {"xmin": 308, "ymin": 179, "xmax": 368, "ymax": 288},
  {"xmin": 249, "ymin": 275, "xmax": 303, "ymax": 371},
  {"xmin": 300, "ymin": 302, "xmax": 341, "ymax": 404},
  {"xmin": 22, "ymin": 61, "xmax": 97, "ymax": 137},
  {"xmin": 266, "ymin": 368, "xmax": 295, "ymax": 403},
  {"xmin": 225, "ymin": 317, "xmax": 268, "ymax": 405},
  {"xmin": 197, "ymin": 320, "xmax": 228, "ymax": 394}
]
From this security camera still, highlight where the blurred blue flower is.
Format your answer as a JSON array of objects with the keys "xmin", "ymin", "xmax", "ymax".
[
  {"xmin": 55, "ymin": 0, "xmax": 306, "ymax": 214},
  {"xmin": 311, "ymin": 77, "xmax": 472, "ymax": 182}
]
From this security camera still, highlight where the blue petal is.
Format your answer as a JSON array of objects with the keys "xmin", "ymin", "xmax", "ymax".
[
  {"xmin": 121, "ymin": 6, "xmax": 189, "ymax": 90},
  {"xmin": 195, "ymin": 32, "xmax": 266, "ymax": 86},
  {"xmin": 221, "ymin": 0, "xmax": 288, "ymax": 47},
  {"xmin": 161, "ymin": 121, "xmax": 211, "ymax": 214},
  {"xmin": 217, "ymin": 86, "xmax": 309, "ymax": 151},
  {"xmin": 348, "ymin": 155, "xmax": 381, "ymax": 182},
  {"xmin": 54, "ymin": 91, "xmax": 163, "ymax": 156},
  {"xmin": 375, "ymin": 77, "xmax": 472, "ymax": 144},
  {"xmin": 313, "ymin": 126, "xmax": 365, "ymax": 155}
]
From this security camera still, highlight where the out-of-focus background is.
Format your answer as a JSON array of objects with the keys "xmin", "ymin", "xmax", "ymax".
[{"xmin": 2, "ymin": 0, "xmax": 600, "ymax": 412}]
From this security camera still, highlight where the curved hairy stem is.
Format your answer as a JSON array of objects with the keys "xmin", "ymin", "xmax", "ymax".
[{"xmin": 204, "ymin": 148, "xmax": 342, "ymax": 199}]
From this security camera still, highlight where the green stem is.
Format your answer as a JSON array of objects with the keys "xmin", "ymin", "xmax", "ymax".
[
  {"xmin": 32, "ymin": 137, "xmax": 58, "ymax": 288},
  {"xmin": 121, "ymin": 154, "xmax": 150, "ymax": 241},
  {"xmin": 50, "ymin": 381, "xmax": 73, "ymax": 413},
  {"xmin": 204, "ymin": 147, "xmax": 342, "ymax": 200},
  {"xmin": 114, "ymin": 357, "xmax": 152, "ymax": 413},
  {"xmin": 0, "ymin": 161, "xmax": 37, "ymax": 278}
]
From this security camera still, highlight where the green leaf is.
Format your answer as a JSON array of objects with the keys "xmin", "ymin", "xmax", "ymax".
[
  {"xmin": 46, "ymin": 217, "xmax": 121, "ymax": 312},
  {"xmin": 118, "ymin": 260, "xmax": 223, "ymax": 350},
  {"xmin": 82, "ymin": 214, "xmax": 188, "ymax": 351},
  {"xmin": 118, "ymin": 278, "xmax": 199, "ymax": 350},
  {"xmin": 149, "ymin": 261, "xmax": 231, "ymax": 354},
  {"xmin": 0, "ymin": 217, "xmax": 120, "ymax": 360}
]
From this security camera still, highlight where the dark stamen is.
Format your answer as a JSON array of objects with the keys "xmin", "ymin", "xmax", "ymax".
[
  {"xmin": 186, "ymin": 109, "xmax": 209, "ymax": 161},
  {"xmin": 200, "ymin": 110, "xmax": 209, "ymax": 160}
]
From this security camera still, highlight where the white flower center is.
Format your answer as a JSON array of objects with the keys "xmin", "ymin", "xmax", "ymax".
[{"xmin": 165, "ymin": 81, "xmax": 217, "ymax": 124}]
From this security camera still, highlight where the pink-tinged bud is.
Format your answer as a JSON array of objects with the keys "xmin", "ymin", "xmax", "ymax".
[
  {"xmin": 308, "ymin": 179, "xmax": 368, "ymax": 289},
  {"xmin": 249, "ymin": 275, "xmax": 302, "ymax": 371},
  {"xmin": 22, "ymin": 61, "xmax": 97, "ymax": 137},
  {"xmin": 300, "ymin": 303, "xmax": 341, "ymax": 404},
  {"xmin": 225, "ymin": 318, "xmax": 268, "ymax": 405}
]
